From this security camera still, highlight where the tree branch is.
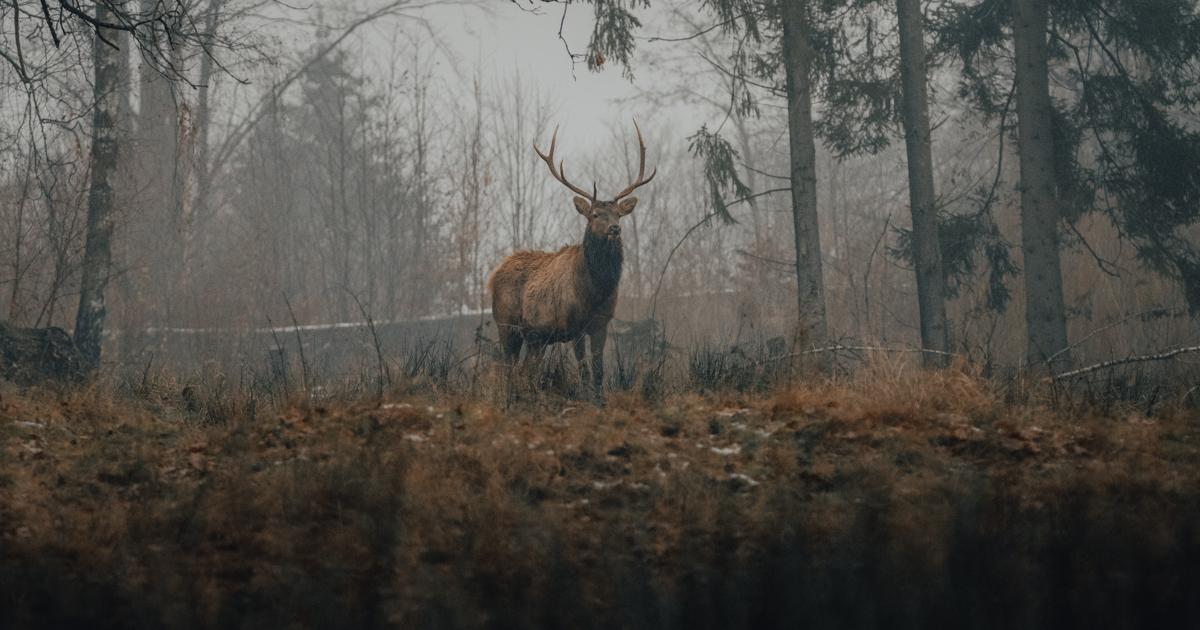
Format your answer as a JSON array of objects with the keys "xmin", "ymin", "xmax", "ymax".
[
  {"xmin": 1052, "ymin": 345, "xmax": 1200, "ymax": 380},
  {"xmin": 649, "ymin": 186, "xmax": 791, "ymax": 321}
]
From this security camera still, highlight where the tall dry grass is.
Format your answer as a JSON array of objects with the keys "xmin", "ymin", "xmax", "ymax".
[{"xmin": 2, "ymin": 358, "xmax": 1199, "ymax": 628}]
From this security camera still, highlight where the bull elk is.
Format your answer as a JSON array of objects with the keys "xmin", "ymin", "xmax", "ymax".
[{"xmin": 488, "ymin": 121, "xmax": 656, "ymax": 402}]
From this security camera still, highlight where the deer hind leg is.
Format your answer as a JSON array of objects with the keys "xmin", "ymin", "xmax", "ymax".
[
  {"xmin": 588, "ymin": 326, "xmax": 607, "ymax": 405},
  {"xmin": 523, "ymin": 338, "xmax": 548, "ymax": 368},
  {"xmin": 521, "ymin": 338, "xmax": 549, "ymax": 390},
  {"xmin": 498, "ymin": 324, "xmax": 523, "ymax": 366}
]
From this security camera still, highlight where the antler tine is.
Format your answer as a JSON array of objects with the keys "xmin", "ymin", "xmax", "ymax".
[
  {"xmin": 532, "ymin": 125, "xmax": 558, "ymax": 162},
  {"xmin": 534, "ymin": 125, "xmax": 595, "ymax": 200},
  {"xmin": 613, "ymin": 119, "xmax": 658, "ymax": 201},
  {"xmin": 633, "ymin": 119, "xmax": 647, "ymax": 181}
]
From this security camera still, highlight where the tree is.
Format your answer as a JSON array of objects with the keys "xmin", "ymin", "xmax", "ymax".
[
  {"xmin": 895, "ymin": 0, "xmax": 950, "ymax": 364},
  {"xmin": 778, "ymin": 0, "xmax": 827, "ymax": 343},
  {"xmin": 2, "ymin": 0, "xmax": 237, "ymax": 372},
  {"xmin": 452, "ymin": 74, "xmax": 489, "ymax": 314},
  {"xmin": 938, "ymin": 0, "xmax": 1200, "ymax": 370},
  {"xmin": 490, "ymin": 67, "xmax": 555, "ymax": 252},
  {"xmin": 560, "ymin": 0, "xmax": 833, "ymax": 346},
  {"xmin": 1009, "ymin": 0, "xmax": 1070, "ymax": 369},
  {"xmin": 73, "ymin": 5, "xmax": 126, "ymax": 371}
]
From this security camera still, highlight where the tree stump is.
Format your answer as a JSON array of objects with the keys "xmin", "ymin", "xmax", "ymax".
[{"xmin": 0, "ymin": 322, "xmax": 85, "ymax": 386}]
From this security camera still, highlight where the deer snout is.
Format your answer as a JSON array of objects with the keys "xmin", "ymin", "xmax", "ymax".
[{"xmin": 607, "ymin": 224, "xmax": 621, "ymax": 237}]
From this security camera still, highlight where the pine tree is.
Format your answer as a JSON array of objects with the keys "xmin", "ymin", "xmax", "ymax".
[
  {"xmin": 938, "ymin": 0, "xmax": 1200, "ymax": 370},
  {"xmin": 1010, "ymin": 0, "xmax": 1071, "ymax": 368},
  {"xmin": 895, "ymin": 0, "xmax": 950, "ymax": 365}
]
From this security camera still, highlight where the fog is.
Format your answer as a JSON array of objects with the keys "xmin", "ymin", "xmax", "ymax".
[
  {"xmin": 6, "ymin": 4, "xmax": 1200, "ymax": 624},
  {"xmin": 1, "ymin": 0, "xmax": 1197, "ymax": 385}
]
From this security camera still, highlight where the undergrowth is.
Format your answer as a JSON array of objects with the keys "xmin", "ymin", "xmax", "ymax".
[{"xmin": 1, "ymin": 359, "xmax": 1199, "ymax": 628}]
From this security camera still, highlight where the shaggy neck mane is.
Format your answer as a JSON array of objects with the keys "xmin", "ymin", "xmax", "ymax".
[{"xmin": 580, "ymin": 228, "xmax": 623, "ymax": 299}]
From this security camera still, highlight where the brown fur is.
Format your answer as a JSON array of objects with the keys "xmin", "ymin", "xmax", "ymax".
[
  {"xmin": 497, "ymin": 122, "xmax": 655, "ymax": 401},
  {"xmin": 488, "ymin": 198, "xmax": 635, "ymax": 401}
]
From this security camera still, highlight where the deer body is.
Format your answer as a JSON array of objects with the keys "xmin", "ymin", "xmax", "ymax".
[
  {"xmin": 489, "ymin": 123, "xmax": 655, "ymax": 402},
  {"xmin": 492, "ymin": 232, "xmax": 621, "ymax": 343}
]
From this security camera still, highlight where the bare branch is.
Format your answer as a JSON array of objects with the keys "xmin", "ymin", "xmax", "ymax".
[{"xmin": 1053, "ymin": 346, "xmax": 1200, "ymax": 380}]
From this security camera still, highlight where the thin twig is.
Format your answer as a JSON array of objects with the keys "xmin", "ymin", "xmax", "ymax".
[
  {"xmin": 343, "ymin": 287, "xmax": 389, "ymax": 398},
  {"xmin": 644, "ymin": 12, "xmax": 748, "ymax": 43},
  {"xmin": 1068, "ymin": 220, "xmax": 1121, "ymax": 277},
  {"xmin": 1042, "ymin": 307, "xmax": 1171, "ymax": 366},
  {"xmin": 264, "ymin": 315, "xmax": 291, "ymax": 396},
  {"xmin": 648, "ymin": 187, "xmax": 790, "ymax": 321},
  {"xmin": 11, "ymin": 0, "xmax": 29, "ymax": 81},
  {"xmin": 281, "ymin": 293, "xmax": 310, "ymax": 395},
  {"xmin": 556, "ymin": 0, "xmax": 581, "ymax": 79},
  {"xmin": 40, "ymin": 0, "xmax": 59, "ymax": 47},
  {"xmin": 736, "ymin": 249, "xmax": 795, "ymax": 268}
]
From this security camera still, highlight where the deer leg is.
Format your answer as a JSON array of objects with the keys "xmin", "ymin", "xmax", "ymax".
[
  {"xmin": 499, "ymin": 326, "xmax": 523, "ymax": 366},
  {"xmin": 496, "ymin": 327, "xmax": 523, "ymax": 404},
  {"xmin": 573, "ymin": 335, "xmax": 589, "ymax": 393},
  {"xmin": 522, "ymin": 338, "xmax": 548, "ymax": 388},
  {"xmin": 524, "ymin": 338, "xmax": 548, "ymax": 364},
  {"xmin": 588, "ymin": 327, "xmax": 607, "ymax": 405}
]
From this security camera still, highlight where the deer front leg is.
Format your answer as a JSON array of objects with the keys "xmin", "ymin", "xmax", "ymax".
[
  {"xmin": 522, "ymin": 338, "xmax": 548, "ymax": 386},
  {"xmin": 573, "ymin": 335, "xmax": 590, "ymax": 395},
  {"xmin": 588, "ymin": 326, "xmax": 607, "ymax": 404}
]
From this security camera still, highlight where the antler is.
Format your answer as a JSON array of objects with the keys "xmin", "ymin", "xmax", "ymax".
[
  {"xmin": 534, "ymin": 126, "xmax": 596, "ymax": 201},
  {"xmin": 612, "ymin": 119, "xmax": 657, "ymax": 201}
]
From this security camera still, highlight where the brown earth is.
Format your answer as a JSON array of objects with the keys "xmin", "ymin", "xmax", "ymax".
[{"xmin": 2, "ymin": 367, "xmax": 1199, "ymax": 629}]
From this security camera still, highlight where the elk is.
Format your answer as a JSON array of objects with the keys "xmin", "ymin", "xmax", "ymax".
[{"xmin": 488, "ymin": 121, "xmax": 656, "ymax": 402}]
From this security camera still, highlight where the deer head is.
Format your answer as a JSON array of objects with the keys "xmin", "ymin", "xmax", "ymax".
[{"xmin": 534, "ymin": 121, "xmax": 657, "ymax": 243}]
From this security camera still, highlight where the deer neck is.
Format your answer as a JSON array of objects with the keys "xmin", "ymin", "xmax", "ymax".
[{"xmin": 581, "ymin": 228, "xmax": 623, "ymax": 300}]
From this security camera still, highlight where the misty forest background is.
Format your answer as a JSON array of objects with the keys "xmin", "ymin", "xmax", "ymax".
[{"xmin": 2, "ymin": 0, "xmax": 1200, "ymax": 391}]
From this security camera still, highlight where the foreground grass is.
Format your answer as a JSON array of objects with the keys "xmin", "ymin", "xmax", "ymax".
[{"xmin": 2, "ymin": 366, "xmax": 1199, "ymax": 629}]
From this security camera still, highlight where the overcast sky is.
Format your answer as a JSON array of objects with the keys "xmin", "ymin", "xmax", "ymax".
[{"xmin": 373, "ymin": 0, "xmax": 706, "ymax": 150}]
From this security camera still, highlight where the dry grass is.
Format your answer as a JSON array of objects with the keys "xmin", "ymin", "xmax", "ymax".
[{"xmin": 2, "ymin": 362, "xmax": 1199, "ymax": 629}]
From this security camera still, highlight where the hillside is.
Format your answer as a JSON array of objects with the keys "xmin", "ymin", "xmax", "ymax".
[{"xmin": 2, "ymin": 369, "xmax": 1199, "ymax": 628}]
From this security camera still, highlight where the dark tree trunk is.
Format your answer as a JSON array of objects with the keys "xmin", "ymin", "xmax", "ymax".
[
  {"xmin": 778, "ymin": 0, "xmax": 828, "ymax": 346},
  {"xmin": 895, "ymin": 0, "xmax": 950, "ymax": 366},
  {"xmin": 191, "ymin": 0, "xmax": 225, "ymax": 283},
  {"xmin": 74, "ymin": 13, "xmax": 125, "ymax": 372},
  {"xmin": 1011, "ymin": 0, "xmax": 1071, "ymax": 370}
]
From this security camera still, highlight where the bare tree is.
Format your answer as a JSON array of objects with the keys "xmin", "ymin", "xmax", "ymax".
[
  {"xmin": 74, "ymin": 8, "xmax": 127, "ymax": 371},
  {"xmin": 452, "ymin": 74, "xmax": 489, "ymax": 313},
  {"xmin": 490, "ymin": 67, "xmax": 555, "ymax": 252}
]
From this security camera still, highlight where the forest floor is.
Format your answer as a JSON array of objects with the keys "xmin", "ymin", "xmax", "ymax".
[{"xmin": 2, "ymin": 365, "xmax": 1200, "ymax": 629}]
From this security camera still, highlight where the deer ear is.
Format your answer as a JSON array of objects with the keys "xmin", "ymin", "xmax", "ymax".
[
  {"xmin": 573, "ymin": 196, "xmax": 592, "ymax": 216},
  {"xmin": 617, "ymin": 197, "xmax": 638, "ymax": 216}
]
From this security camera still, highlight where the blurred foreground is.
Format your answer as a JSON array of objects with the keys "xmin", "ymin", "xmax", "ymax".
[{"xmin": 2, "ymin": 362, "xmax": 1199, "ymax": 629}]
